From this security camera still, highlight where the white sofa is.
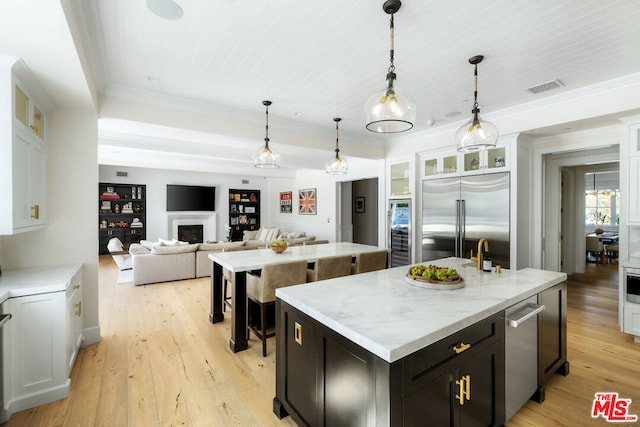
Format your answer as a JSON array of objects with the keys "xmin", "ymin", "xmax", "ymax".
[{"xmin": 129, "ymin": 228, "xmax": 321, "ymax": 285}]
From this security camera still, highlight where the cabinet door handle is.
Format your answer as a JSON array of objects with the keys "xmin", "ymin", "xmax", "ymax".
[
  {"xmin": 31, "ymin": 204, "xmax": 39, "ymax": 219},
  {"xmin": 452, "ymin": 342, "xmax": 471, "ymax": 354},
  {"xmin": 75, "ymin": 301, "xmax": 82, "ymax": 317},
  {"xmin": 294, "ymin": 322, "xmax": 302, "ymax": 345},
  {"xmin": 73, "ymin": 284, "xmax": 81, "ymax": 290},
  {"xmin": 455, "ymin": 374, "xmax": 471, "ymax": 405}
]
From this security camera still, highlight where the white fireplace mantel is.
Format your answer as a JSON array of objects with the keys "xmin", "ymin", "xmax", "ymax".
[{"xmin": 168, "ymin": 212, "xmax": 217, "ymax": 242}]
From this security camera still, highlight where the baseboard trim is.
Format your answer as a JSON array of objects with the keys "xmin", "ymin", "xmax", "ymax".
[{"xmin": 82, "ymin": 325, "xmax": 101, "ymax": 346}]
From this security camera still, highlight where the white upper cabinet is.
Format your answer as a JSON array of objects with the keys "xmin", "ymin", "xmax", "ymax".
[
  {"xmin": 0, "ymin": 56, "xmax": 52, "ymax": 234},
  {"xmin": 421, "ymin": 143, "xmax": 509, "ymax": 180}
]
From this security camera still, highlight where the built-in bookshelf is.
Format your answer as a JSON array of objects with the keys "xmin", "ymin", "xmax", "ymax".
[
  {"xmin": 228, "ymin": 189, "xmax": 260, "ymax": 241},
  {"xmin": 99, "ymin": 183, "xmax": 146, "ymax": 254}
]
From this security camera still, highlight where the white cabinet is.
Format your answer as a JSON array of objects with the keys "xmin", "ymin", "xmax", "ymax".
[
  {"xmin": 422, "ymin": 151, "xmax": 459, "ymax": 178},
  {"xmin": 421, "ymin": 144, "xmax": 509, "ymax": 179},
  {"xmin": 630, "ymin": 158, "xmax": 640, "ymax": 224},
  {"xmin": 389, "ymin": 160, "xmax": 412, "ymax": 197},
  {"xmin": 66, "ymin": 274, "xmax": 84, "ymax": 375},
  {"xmin": 0, "ymin": 56, "xmax": 51, "ymax": 234},
  {"xmin": 462, "ymin": 144, "xmax": 509, "ymax": 174},
  {"xmin": 1, "ymin": 265, "xmax": 83, "ymax": 422}
]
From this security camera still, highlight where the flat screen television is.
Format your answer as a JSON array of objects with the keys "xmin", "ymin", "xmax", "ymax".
[{"xmin": 166, "ymin": 184, "xmax": 216, "ymax": 211}]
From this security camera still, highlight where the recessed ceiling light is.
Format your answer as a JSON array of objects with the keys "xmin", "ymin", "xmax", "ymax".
[
  {"xmin": 146, "ymin": 0, "xmax": 183, "ymax": 20},
  {"xmin": 445, "ymin": 111, "xmax": 461, "ymax": 118},
  {"xmin": 294, "ymin": 112, "xmax": 303, "ymax": 117},
  {"xmin": 145, "ymin": 75, "xmax": 159, "ymax": 82},
  {"xmin": 425, "ymin": 119, "xmax": 435, "ymax": 126}
]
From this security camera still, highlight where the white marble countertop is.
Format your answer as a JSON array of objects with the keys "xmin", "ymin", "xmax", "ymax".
[
  {"xmin": 620, "ymin": 257, "xmax": 640, "ymax": 269},
  {"xmin": 0, "ymin": 264, "xmax": 82, "ymax": 305},
  {"xmin": 276, "ymin": 257, "xmax": 566, "ymax": 363},
  {"xmin": 208, "ymin": 242, "xmax": 385, "ymax": 272}
]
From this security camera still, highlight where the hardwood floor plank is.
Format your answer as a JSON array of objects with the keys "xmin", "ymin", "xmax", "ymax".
[{"xmin": 4, "ymin": 257, "xmax": 637, "ymax": 426}]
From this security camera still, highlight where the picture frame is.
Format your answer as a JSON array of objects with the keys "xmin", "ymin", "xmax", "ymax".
[
  {"xmin": 299, "ymin": 188, "xmax": 317, "ymax": 215},
  {"xmin": 280, "ymin": 191, "xmax": 293, "ymax": 213},
  {"xmin": 355, "ymin": 196, "xmax": 365, "ymax": 213}
]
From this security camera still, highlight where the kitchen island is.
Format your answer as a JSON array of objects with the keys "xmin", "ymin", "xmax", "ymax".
[{"xmin": 273, "ymin": 257, "xmax": 568, "ymax": 426}]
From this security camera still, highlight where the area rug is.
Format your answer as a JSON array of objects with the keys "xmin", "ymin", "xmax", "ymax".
[{"xmin": 117, "ymin": 269, "xmax": 133, "ymax": 284}]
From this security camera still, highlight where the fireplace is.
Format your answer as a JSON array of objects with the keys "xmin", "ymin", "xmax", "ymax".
[
  {"xmin": 168, "ymin": 213, "xmax": 217, "ymax": 242},
  {"xmin": 177, "ymin": 225, "xmax": 204, "ymax": 244}
]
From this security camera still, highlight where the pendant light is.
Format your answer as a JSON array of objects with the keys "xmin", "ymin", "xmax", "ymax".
[
  {"xmin": 456, "ymin": 55, "xmax": 498, "ymax": 152},
  {"xmin": 325, "ymin": 118, "xmax": 348, "ymax": 175},
  {"xmin": 365, "ymin": 0, "xmax": 415, "ymax": 133},
  {"xmin": 253, "ymin": 100, "xmax": 280, "ymax": 168}
]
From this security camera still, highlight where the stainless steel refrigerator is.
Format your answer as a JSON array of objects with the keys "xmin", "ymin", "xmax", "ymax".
[{"xmin": 421, "ymin": 172, "xmax": 510, "ymax": 269}]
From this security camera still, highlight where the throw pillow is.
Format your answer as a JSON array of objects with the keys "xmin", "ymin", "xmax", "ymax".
[
  {"xmin": 243, "ymin": 229, "xmax": 259, "ymax": 241},
  {"xmin": 257, "ymin": 227, "xmax": 280, "ymax": 242}
]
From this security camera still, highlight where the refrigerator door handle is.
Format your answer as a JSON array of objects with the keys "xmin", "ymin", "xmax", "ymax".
[
  {"xmin": 460, "ymin": 199, "xmax": 466, "ymax": 257},
  {"xmin": 455, "ymin": 199, "xmax": 460, "ymax": 256}
]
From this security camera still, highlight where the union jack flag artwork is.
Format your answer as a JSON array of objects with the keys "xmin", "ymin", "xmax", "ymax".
[{"xmin": 299, "ymin": 188, "xmax": 316, "ymax": 215}]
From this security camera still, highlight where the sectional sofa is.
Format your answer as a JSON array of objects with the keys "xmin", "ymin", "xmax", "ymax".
[{"xmin": 128, "ymin": 227, "xmax": 321, "ymax": 285}]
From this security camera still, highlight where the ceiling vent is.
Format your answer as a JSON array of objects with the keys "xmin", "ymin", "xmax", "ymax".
[
  {"xmin": 116, "ymin": 171, "xmax": 128, "ymax": 177},
  {"xmin": 242, "ymin": 179, "xmax": 249, "ymax": 184},
  {"xmin": 528, "ymin": 79, "xmax": 565, "ymax": 94}
]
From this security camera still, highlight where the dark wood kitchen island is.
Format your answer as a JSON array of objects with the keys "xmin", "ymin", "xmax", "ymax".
[{"xmin": 273, "ymin": 258, "xmax": 568, "ymax": 426}]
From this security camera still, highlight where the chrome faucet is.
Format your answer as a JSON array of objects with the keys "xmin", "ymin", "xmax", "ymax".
[{"xmin": 471, "ymin": 238, "xmax": 489, "ymax": 270}]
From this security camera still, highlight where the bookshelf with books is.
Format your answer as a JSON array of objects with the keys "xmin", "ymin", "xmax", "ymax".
[
  {"xmin": 228, "ymin": 189, "xmax": 260, "ymax": 241},
  {"xmin": 99, "ymin": 183, "xmax": 146, "ymax": 254}
]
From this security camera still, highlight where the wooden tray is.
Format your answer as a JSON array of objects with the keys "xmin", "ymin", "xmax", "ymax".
[{"xmin": 405, "ymin": 273, "xmax": 465, "ymax": 290}]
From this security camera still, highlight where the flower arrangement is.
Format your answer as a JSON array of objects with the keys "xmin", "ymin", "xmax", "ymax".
[{"xmin": 224, "ymin": 224, "xmax": 232, "ymax": 242}]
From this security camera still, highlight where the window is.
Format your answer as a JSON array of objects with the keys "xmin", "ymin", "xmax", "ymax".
[{"xmin": 585, "ymin": 172, "xmax": 620, "ymax": 226}]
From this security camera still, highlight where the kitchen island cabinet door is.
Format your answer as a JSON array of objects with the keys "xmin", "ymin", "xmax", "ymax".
[
  {"xmin": 537, "ymin": 281, "xmax": 569, "ymax": 400},
  {"xmin": 403, "ymin": 316, "xmax": 505, "ymax": 427}
]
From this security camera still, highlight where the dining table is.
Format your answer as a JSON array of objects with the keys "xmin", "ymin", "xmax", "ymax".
[{"xmin": 208, "ymin": 242, "xmax": 386, "ymax": 353}]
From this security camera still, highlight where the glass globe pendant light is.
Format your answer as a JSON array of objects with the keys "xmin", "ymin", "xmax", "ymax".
[
  {"xmin": 365, "ymin": 0, "xmax": 415, "ymax": 133},
  {"xmin": 455, "ymin": 55, "xmax": 498, "ymax": 152},
  {"xmin": 253, "ymin": 100, "xmax": 280, "ymax": 168},
  {"xmin": 325, "ymin": 118, "xmax": 348, "ymax": 175}
]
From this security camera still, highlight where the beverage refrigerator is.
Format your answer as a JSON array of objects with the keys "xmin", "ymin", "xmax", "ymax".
[
  {"xmin": 421, "ymin": 172, "xmax": 510, "ymax": 269},
  {"xmin": 389, "ymin": 199, "xmax": 411, "ymax": 267}
]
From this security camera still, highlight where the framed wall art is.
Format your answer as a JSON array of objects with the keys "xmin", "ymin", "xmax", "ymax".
[
  {"xmin": 299, "ymin": 188, "xmax": 317, "ymax": 215},
  {"xmin": 280, "ymin": 191, "xmax": 292, "ymax": 213},
  {"xmin": 355, "ymin": 196, "xmax": 365, "ymax": 213}
]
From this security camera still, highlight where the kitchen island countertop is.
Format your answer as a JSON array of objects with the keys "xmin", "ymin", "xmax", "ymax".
[{"xmin": 276, "ymin": 257, "xmax": 566, "ymax": 363}]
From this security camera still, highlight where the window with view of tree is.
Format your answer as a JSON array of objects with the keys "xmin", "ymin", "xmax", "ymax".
[
  {"xmin": 585, "ymin": 172, "xmax": 620, "ymax": 226},
  {"xmin": 585, "ymin": 190, "xmax": 620, "ymax": 225}
]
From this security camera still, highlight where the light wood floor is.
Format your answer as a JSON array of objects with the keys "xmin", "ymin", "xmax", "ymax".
[{"xmin": 4, "ymin": 258, "xmax": 638, "ymax": 426}]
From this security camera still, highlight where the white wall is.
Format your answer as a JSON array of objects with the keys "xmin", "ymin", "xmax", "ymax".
[
  {"xmin": 99, "ymin": 165, "xmax": 269, "ymax": 242},
  {"xmin": 0, "ymin": 110, "xmax": 100, "ymax": 344}
]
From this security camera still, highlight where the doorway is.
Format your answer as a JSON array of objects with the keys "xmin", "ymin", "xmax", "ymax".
[
  {"xmin": 544, "ymin": 147, "xmax": 619, "ymax": 273},
  {"xmin": 339, "ymin": 178, "xmax": 378, "ymax": 246}
]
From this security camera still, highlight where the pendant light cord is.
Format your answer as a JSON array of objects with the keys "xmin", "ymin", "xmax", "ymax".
[
  {"xmin": 386, "ymin": 13, "xmax": 396, "ymax": 88},
  {"xmin": 264, "ymin": 103, "xmax": 270, "ymax": 149},
  {"xmin": 334, "ymin": 119, "xmax": 341, "ymax": 158},
  {"xmin": 472, "ymin": 63, "xmax": 480, "ymax": 124}
]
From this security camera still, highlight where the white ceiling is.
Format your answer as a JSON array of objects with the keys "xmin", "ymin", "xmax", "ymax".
[{"xmin": 5, "ymin": 0, "xmax": 640, "ymax": 176}]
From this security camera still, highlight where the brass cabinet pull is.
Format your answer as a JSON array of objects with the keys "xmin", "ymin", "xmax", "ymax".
[
  {"xmin": 294, "ymin": 322, "xmax": 302, "ymax": 345},
  {"xmin": 455, "ymin": 374, "xmax": 471, "ymax": 405},
  {"xmin": 30, "ymin": 204, "xmax": 39, "ymax": 219},
  {"xmin": 452, "ymin": 342, "xmax": 471, "ymax": 354},
  {"xmin": 73, "ymin": 284, "xmax": 81, "ymax": 290}
]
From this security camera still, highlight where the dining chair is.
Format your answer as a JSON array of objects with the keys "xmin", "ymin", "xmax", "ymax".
[
  {"xmin": 351, "ymin": 250, "xmax": 388, "ymax": 274},
  {"xmin": 585, "ymin": 236, "xmax": 604, "ymax": 264},
  {"xmin": 605, "ymin": 243, "xmax": 619, "ymax": 263},
  {"xmin": 307, "ymin": 254, "xmax": 352, "ymax": 282},
  {"xmin": 246, "ymin": 260, "xmax": 308, "ymax": 356}
]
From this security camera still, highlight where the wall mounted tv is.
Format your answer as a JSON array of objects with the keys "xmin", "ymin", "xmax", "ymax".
[{"xmin": 166, "ymin": 184, "xmax": 216, "ymax": 211}]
